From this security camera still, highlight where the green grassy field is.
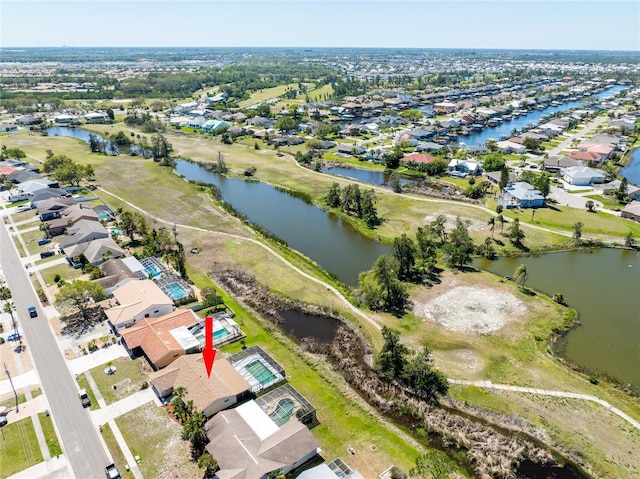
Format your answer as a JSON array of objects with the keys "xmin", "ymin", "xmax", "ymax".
[
  {"xmin": 101, "ymin": 423, "xmax": 135, "ymax": 479},
  {"xmin": 238, "ymin": 83, "xmax": 306, "ymax": 109},
  {"xmin": 88, "ymin": 357, "xmax": 151, "ymax": 405},
  {"xmin": 0, "ymin": 417, "xmax": 43, "ymax": 477},
  {"xmin": 38, "ymin": 412, "xmax": 63, "ymax": 457}
]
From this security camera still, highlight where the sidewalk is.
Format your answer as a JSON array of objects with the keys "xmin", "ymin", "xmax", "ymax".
[
  {"xmin": 90, "ymin": 388, "xmax": 160, "ymax": 427},
  {"xmin": 67, "ymin": 344, "xmax": 128, "ymax": 375},
  {"xmin": 1, "ymin": 394, "xmax": 49, "ymax": 422},
  {"xmin": 7, "ymin": 455, "xmax": 73, "ymax": 479}
]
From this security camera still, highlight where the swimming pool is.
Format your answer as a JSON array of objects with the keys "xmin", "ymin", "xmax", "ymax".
[
  {"xmin": 110, "ymin": 227, "xmax": 124, "ymax": 235},
  {"xmin": 164, "ymin": 282, "xmax": 190, "ymax": 300},
  {"xmin": 213, "ymin": 328, "xmax": 229, "ymax": 342},
  {"xmin": 98, "ymin": 212, "xmax": 111, "ymax": 221},
  {"xmin": 269, "ymin": 398, "xmax": 294, "ymax": 426},
  {"xmin": 145, "ymin": 265, "xmax": 161, "ymax": 278},
  {"xmin": 245, "ymin": 360, "xmax": 277, "ymax": 387}
]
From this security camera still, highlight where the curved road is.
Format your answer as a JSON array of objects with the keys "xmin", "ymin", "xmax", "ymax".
[{"xmin": 0, "ymin": 221, "xmax": 109, "ymax": 477}]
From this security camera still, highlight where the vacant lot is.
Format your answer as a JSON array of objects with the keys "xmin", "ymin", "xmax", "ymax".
[
  {"xmin": 90, "ymin": 357, "xmax": 152, "ymax": 405},
  {"xmin": 116, "ymin": 403, "xmax": 201, "ymax": 479}
]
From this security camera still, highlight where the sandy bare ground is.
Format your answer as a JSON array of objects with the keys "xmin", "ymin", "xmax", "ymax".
[
  {"xmin": 424, "ymin": 213, "xmax": 488, "ymax": 232},
  {"xmin": 414, "ymin": 285, "xmax": 527, "ymax": 334}
]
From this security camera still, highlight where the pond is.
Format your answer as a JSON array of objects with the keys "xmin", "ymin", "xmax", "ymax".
[
  {"xmin": 276, "ymin": 309, "xmax": 341, "ymax": 344},
  {"xmin": 475, "ymin": 248, "xmax": 640, "ymax": 390},
  {"xmin": 174, "ymin": 159, "xmax": 388, "ymax": 286}
]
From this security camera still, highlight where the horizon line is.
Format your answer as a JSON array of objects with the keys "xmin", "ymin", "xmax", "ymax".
[{"xmin": 3, "ymin": 46, "xmax": 640, "ymax": 53}]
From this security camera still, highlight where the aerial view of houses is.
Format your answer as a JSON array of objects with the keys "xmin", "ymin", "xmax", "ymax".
[{"xmin": 0, "ymin": 2, "xmax": 639, "ymax": 479}]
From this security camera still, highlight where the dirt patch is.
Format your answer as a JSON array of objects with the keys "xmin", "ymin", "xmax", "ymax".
[
  {"xmin": 424, "ymin": 213, "xmax": 488, "ymax": 232},
  {"xmin": 415, "ymin": 286, "xmax": 527, "ymax": 334},
  {"xmin": 432, "ymin": 349, "xmax": 485, "ymax": 375}
]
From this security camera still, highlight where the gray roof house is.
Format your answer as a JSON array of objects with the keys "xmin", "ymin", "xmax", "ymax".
[
  {"xmin": 59, "ymin": 219, "xmax": 110, "ymax": 249},
  {"xmin": 621, "ymin": 201, "xmax": 640, "ymax": 222},
  {"xmin": 63, "ymin": 237, "xmax": 125, "ymax": 265},
  {"xmin": 205, "ymin": 400, "xmax": 320, "ymax": 478}
]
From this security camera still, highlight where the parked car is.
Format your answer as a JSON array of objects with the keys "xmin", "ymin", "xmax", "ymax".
[
  {"xmin": 28, "ymin": 306, "xmax": 37, "ymax": 318},
  {"xmin": 16, "ymin": 204, "xmax": 33, "ymax": 212},
  {"xmin": 40, "ymin": 250, "xmax": 55, "ymax": 258},
  {"xmin": 0, "ymin": 416, "xmax": 7, "ymax": 427},
  {"xmin": 37, "ymin": 238, "xmax": 52, "ymax": 246},
  {"xmin": 78, "ymin": 389, "xmax": 91, "ymax": 408},
  {"xmin": 7, "ymin": 332, "xmax": 21, "ymax": 342},
  {"xmin": 105, "ymin": 463, "xmax": 121, "ymax": 479}
]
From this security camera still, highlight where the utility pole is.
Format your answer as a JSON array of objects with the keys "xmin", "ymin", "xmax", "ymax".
[{"xmin": 4, "ymin": 362, "xmax": 18, "ymax": 413}]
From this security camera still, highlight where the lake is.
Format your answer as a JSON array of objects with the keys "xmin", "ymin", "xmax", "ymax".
[
  {"xmin": 46, "ymin": 127, "xmax": 119, "ymax": 155},
  {"xmin": 174, "ymin": 159, "xmax": 388, "ymax": 286},
  {"xmin": 475, "ymin": 248, "xmax": 640, "ymax": 390},
  {"xmin": 321, "ymin": 166, "xmax": 420, "ymax": 186}
]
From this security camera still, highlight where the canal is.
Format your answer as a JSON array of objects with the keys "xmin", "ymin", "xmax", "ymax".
[
  {"xmin": 174, "ymin": 159, "xmax": 388, "ymax": 286},
  {"xmin": 475, "ymin": 248, "xmax": 640, "ymax": 390},
  {"xmin": 459, "ymin": 84, "xmax": 627, "ymax": 146}
]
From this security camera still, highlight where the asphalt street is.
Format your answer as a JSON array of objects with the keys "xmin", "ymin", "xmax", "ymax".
[{"xmin": 1, "ymin": 220, "xmax": 109, "ymax": 478}]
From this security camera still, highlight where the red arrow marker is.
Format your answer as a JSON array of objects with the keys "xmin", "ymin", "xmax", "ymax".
[{"xmin": 202, "ymin": 316, "xmax": 217, "ymax": 378}]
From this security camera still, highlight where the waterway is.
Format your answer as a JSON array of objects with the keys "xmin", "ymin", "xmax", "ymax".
[
  {"xmin": 459, "ymin": 85, "xmax": 627, "ymax": 146},
  {"xmin": 620, "ymin": 147, "xmax": 640, "ymax": 186},
  {"xmin": 174, "ymin": 159, "xmax": 388, "ymax": 286},
  {"xmin": 321, "ymin": 166, "xmax": 419, "ymax": 186},
  {"xmin": 46, "ymin": 127, "xmax": 119, "ymax": 155},
  {"xmin": 475, "ymin": 248, "xmax": 640, "ymax": 390}
]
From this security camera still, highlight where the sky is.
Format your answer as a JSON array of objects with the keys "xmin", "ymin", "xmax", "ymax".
[{"xmin": 1, "ymin": 1, "xmax": 639, "ymax": 51}]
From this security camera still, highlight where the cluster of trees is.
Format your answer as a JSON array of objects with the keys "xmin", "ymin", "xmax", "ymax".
[
  {"xmin": 54, "ymin": 280, "xmax": 107, "ymax": 322},
  {"xmin": 170, "ymin": 387, "xmax": 218, "ymax": 475},
  {"xmin": 360, "ymin": 215, "xmax": 479, "ymax": 312},
  {"xmin": 0, "ymin": 146, "xmax": 26, "ymax": 160},
  {"xmin": 376, "ymin": 327, "xmax": 449, "ymax": 401},
  {"xmin": 324, "ymin": 182, "xmax": 380, "ymax": 227},
  {"xmin": 518, "ymin": 170, "xmax": 551, "ymax": 199},
  {"xmin": 124, "ymin": 111, "xmax": 165, "ymax": 133},
  {"xmin": 42, "ymin": 153, "xmax": 94, "ymax": 186}
]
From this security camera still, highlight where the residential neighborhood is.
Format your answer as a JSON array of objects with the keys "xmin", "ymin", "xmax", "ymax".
[{"xmin": 1, "ymin": 42, "xmax": 639, "ymax": 479}]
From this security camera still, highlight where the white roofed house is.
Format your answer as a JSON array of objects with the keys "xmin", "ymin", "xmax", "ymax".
[
  {"xmin": 105, "ymin": 279, "xmax": 174, "ymax": 332},
  {"xmin": 499, "ymin": 182, "xmax": 545, "ymax": 209},
  {"xmin": 204, "ymin": 400, "xmax": 321, "ymax": 478},
  {"xmin": 561, "ymin": 166, "xmax": 608, "ymax": 186}
]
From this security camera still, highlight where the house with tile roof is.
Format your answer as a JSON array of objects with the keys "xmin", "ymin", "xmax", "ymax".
[
  {"xmin": 121, "ymin": 309, "xmax": 202, "ymax": 369},
  {"xmin": 150, "ymin": 354, "xmax": 251, "ymax": 417}
]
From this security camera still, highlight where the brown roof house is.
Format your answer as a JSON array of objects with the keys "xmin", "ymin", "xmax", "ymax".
[
  {"xmin": 96, "ymin": 258, "xmax": 141, "ymax": 295},
  {"xmin": 205, "ymin": 400, "xmax": 321, "ymax": 478},
  {"xmin": 120, "ymin": 309, "xmax": 201, "ymax": 369},
  {"xmin": 105, "ymin": 279, "xmax": 174, "ymax": 332},
  {"xmin": 149, "ymin": 354, "xmax": 251, "ymax": 417}
]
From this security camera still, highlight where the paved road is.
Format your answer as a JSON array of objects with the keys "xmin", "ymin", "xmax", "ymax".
[{"xmin": 0, "ymin": 221, "xmax": 109, "ymax": 478}]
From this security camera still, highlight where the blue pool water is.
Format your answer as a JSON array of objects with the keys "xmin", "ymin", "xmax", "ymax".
[
  {"xmin": 213, "ymin": 329, "xmax": 229, "ymax": 342},
  {"xmin": 98, "ymin": 213, "xmax": 111, "ymax": 221},
  {"xmin": 164, "ymin": 282, "xmax": 189, "ymax": 300},
  {"xmin": 110, "ymin": 227, "xmax": 124, "ymax": 235},
  {"xmin": 145, "ymin": 265, "xmax": 161, "ymax": 278}
]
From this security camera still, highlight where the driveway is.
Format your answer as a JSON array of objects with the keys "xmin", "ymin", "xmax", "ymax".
[{"xmin": 549, "ymin": 186, "xmax": 601, "ymax": 210}]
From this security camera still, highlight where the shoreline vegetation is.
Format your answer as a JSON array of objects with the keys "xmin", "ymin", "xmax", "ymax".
[{"xmin": 2, "ymin": 116, "xmax": 638, "ymax": 477}]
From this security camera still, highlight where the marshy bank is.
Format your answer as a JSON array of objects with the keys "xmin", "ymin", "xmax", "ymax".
[{"xmin": 213, "ymin": 269, "xmax": 589, "ymax": 479}]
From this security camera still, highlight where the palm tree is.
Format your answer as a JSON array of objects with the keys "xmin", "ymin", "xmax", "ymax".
[
  {"xmin": 572, "ymin": 221, "xmax": 584, "ymax": 246},
  {"xmin": 496, "ymin": 214, "xmax": 505, "ymax": 234},
  {"xmin": 487, "ymin": 217, "xmax": 495, "ymax": 239},
  {"xmin": 513, "ymin": 264, "xmax": 529, "ymax": 291}
]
